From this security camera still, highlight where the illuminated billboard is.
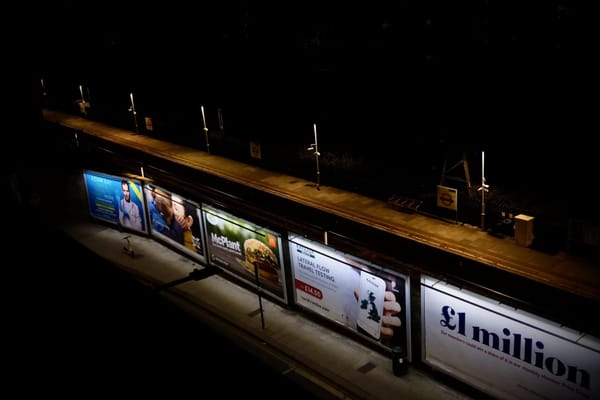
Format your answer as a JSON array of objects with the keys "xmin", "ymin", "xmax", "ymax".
[
  {"xmin": 83, "ymin": 170, "xmax": 147, "ymax": 234},
  {"xmin": 144, "ymin": 184, "xmax": 206, "ymax": 263},
  {"xmin": 422, "ymin": 275, "xmax": 600, "ymax": 400},
  {"xmin": 202, "ymin": 204, "xmax": 286, "ymax": 301},
  {"xmin": 288, "ymin": 234, "xmax": 410, "ymax": 353}
]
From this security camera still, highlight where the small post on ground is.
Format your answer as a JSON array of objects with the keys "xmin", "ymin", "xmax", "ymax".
[
  {"xmin": 122, "ymin": 235, "xmax": 135, "ymax": 257},
  {"xmin": 392, "ymin": 346, "xmax": 408, "ymax": 376},
  {"xmin": 254, "ymin": 263, "xmax": 265, "ymax": 329}
]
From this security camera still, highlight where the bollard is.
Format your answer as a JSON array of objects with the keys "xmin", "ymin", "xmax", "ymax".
[{"xmin": 392, "ymin": 346, "xmax": 408, "ymax": 376}]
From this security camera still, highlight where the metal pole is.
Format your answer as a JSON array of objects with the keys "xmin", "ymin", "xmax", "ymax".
[
  {"xmin": 481, "ymin": 151, "xmax": 485, "ymax": 230},
  {"xmin": 314, "ymin": 124, "xmax": 320, "ymax": 190},
  {"xmin": 481, "ymin": 182, "xmax": 486, "ymax": 230},
  {"xmin": 478, "ymin": 150, "xmax": 489, "ymax": 231},
  {"xmin": 201, "ymin": 105, "xmax": 210, "ymax": 154},
  {"xmin": 306, "ymin": 123, "xmax": 321, "ymax": 190},
  {"xmin": 41, "ymin": 78, "xmax": 48, "ymax": 107},
  {"xmin": 79, "ymin": 84, "xmax": 88, "ymax": 118},
  {"xmin": 254, "ymin": 262, "xmax": 265, "ymax": 329},
  {"xmin": 129, "ymin": 92, "xmax": 139, "ymax": 134},
  {"xmin": 217, "ymin": 107, "xmax": 224, "ymax": 131}
]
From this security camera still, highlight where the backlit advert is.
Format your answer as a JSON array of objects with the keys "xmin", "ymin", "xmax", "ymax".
[
  {"xmin": 289, "ymin": 235, "xmax": 410, "ymax": 353},
  {"xmin": 202, "ymin": 204, "xmax": 285, "ymax": 301},
  {"xmin": 144, "ymin": 184, "xmax": 206, "ymax": 262},
  {"xmin": 83, "ymin": 170, "xmax": 147, "ymax": 234}
]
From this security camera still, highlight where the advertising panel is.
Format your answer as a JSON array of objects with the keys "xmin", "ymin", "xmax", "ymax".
[
  {"xmin": 144, "ymin": 184, "xmax": 206, "ymax": 263},
  {"xmin": 288, "ymin": 235, "xmax": 410, "ymax": 353},
  {"xmin": 83, "ymin": 170, "xmax": 147, "ymax": 234},
  {"xmin": 422, "ymin": 275, "xmax": 600, "ymax": 400},
  {"xmin": 202, "ymin": 204, "xmax": 286, "ymax": 301}
]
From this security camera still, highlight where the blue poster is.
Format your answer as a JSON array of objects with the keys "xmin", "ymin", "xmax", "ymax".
[{"xmin": 83, "ymin": 170, "xmax": 147, "ymax": 234}]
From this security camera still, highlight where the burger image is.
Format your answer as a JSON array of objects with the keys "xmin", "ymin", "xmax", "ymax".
[{"xmin": 243, "ymin": 238, "xmax": 280, "ymax": 283}]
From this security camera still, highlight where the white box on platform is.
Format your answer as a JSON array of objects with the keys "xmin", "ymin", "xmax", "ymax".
[{"xmin": 514, "ymin": 214, "xmax": 534, "ymax": 247}]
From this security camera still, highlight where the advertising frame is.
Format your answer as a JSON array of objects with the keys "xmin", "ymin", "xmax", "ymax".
[
  {"xmin": 82, "ymin": 169, "xmax": 148, "ymax": 235},
  {"xmin": 143, "ymin": 183, "xmax": 207, "ymax": 264},
  {"xmin": 421, "ymin": 275, "xmax": 600, "ymax": 400},
  {"xmin": 288, "ymin": 233, "xmax": 411, "ymax": 356},
  {"xmin": 201, "ymin": 203, "xmax": 287, "ymax": 303}
]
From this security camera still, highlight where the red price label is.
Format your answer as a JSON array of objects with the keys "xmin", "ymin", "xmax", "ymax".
[{"xmin": 295, "ymin": 279, "xmax": 323, "ymax": 299}]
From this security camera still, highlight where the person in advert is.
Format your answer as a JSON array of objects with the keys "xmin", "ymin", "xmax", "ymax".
[
  {"xmin": 119, "ymin": 180, "xmax": 142, "ymax": 231},
  {"xmin": 171, "ymin": 195, "xmax": 198, "ymax": 252},
  {"xmin": 148, "ymin": 187, "xmax": 184, "ymax": 244}
]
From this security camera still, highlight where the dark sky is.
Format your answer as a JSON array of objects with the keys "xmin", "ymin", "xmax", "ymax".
[
  {"xmin": 22, "ymin": 1, "xmax": 597, "ymax": 214},
  {"xmin": 33, "ymin": 2, "xmax": 594, "ymax": 129}
]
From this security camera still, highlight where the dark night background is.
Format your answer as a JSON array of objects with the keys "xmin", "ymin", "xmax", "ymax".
[
  {"xmin": 2, "ymin": 2, "xmax": 597, "ymax": 396},
  {"xmin": 25, "ymin": 1, "xmax": 597, "ymax": 230},
  {"xmin": 10, "ymin": 2, "xmax": 599, "ymax": 249},
  {"xmin": 8, "ymin": 2, "xmax": 600, "ymax": 280}
]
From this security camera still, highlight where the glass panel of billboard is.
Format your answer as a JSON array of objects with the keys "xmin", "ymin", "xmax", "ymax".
[
  {"xmin": 83, "ymin": 170, "xmax": 148, "ymax": 234},
  {"xmin": 421, "ymin": 275, "xmax": 600, "ymax": 400},
  {"xmin": 144, "ymin": 183, "xmax": 206, "ymax": 263},
  {"xmin": 288, "ymin": 234, "xmax": 410, "ymax": 355},
  {"xmin": 202, "ymin": 204, "xmax": 286, "ymax": 302}
]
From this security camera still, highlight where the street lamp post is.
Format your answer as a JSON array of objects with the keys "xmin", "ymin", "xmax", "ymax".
[
  {"xmin": 78, "ymin": 84, "xmax": 90, "ymax": 118},
  {"xmin": 307, "ymin": 123, "xmax": 321, "ymax": 190},
  {"xmin": 41, "ymin": 78, "xmax": 48, "ymax": 107},
  {"xmin": 201, "ymin": 105, "xmax": 210, "ymax": 154},
  {"xmin": 129, "ymin": 92, "xmax": 139, "ymax": 134},
  {"xmin": 477, "ymin": 150, "xmax": 490, "ymax": 231},
  {"xmin": 217, "ymin": 107, "xmax": 224, "ymax": 132}
]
